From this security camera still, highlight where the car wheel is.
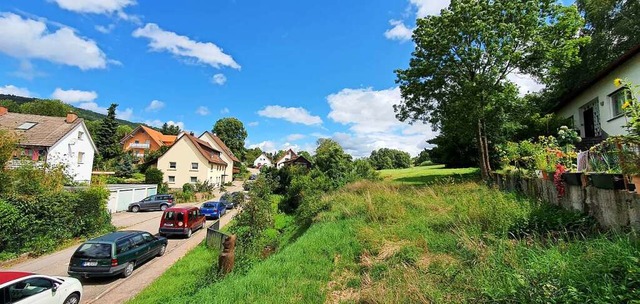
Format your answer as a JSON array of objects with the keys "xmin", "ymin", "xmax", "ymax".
[
  {"xmin": 186, "ymin": 229, "xmax": 192, "ymax": 238},
  {"xmin": 160, "ymin": 204, "xmax": 168, "ymax": 211},
  {"xmin": 63, "ymin": 293, "xmax": 80, "ymax": 304},
  {"xmin": 131, "ymin": 205, "xmax": 140, "ymax": 213},
  {"xmin": 122, "ymin": 262, "xmax": 135, "ymax": 278},
  {"xmin": 157, "ymin": 244, "xmax": 166, "ymax": 257}
]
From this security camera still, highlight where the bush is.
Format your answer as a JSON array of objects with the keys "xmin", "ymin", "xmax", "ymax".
[
  {"xmin": 194, "ymin": 180, "xmax": 214, "ymax": 193},
  {"xmin": 145, "ymin": 168, "xmax": 164, "ymax": 185},
  {"xmin": 182, "ymin": 183, "xmax": 195, "ymax": 193}
]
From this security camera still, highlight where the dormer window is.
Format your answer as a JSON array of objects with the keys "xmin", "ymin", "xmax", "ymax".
[{"xmin": 16, "ymin": 122, "xmax": 37, "ymax": 130}]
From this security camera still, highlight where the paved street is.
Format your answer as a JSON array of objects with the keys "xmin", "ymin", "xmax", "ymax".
[{"xmin": 2, "ymin": 178, "xmax": 248, "ymax": 303}]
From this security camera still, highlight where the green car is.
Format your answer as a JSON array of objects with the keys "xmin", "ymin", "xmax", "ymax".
[{"xmin": 68, "ymin": 231, "xmax": 168, "ymax": 279}]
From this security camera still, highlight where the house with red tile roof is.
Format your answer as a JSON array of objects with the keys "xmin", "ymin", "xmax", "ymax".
[
  {"xmin": 276, "ymin": 149, "xmax": 297, "ymax": 169},
  {"xmin": 121, "ymin": 125, "xmax": 177, "ymax": 159}
]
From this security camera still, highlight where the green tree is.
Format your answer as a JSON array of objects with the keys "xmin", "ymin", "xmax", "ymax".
[
  {"xmin": 414, "ymin": 149, "xmax": 431, "ymax": 166},
  {"xmin": 213, "ymin": 117, "xmax": 247, "ymax": 160},
  {"xmin": 84, "ymin": 120, "xmax": 101, "ymax": 143},
  {"xmin": 144, "ymin": 167, "xmax": 164, "ymax": 185},
  {"xmin": 160, "ymin": 123, "xmax": 181, "ymax": 135},
  {"xmin": 115, "ymin": 154, "xmax": 134, "ymax": 178},
  {"xmin": 95, "ymin": 104, "xmax": 121, "ymax": 161},
  {"xmin": 0, "ymin": 100, "xmax": 20, "ymax": 112},
  {"xmin": 116, "ymin": 125, "xmax": 133, "ymax": 141},
  {"xmin": 314, "ymin": 139, "xmax": 352, "ymax": 188},
  {"xmin": 245, "ymin": 147, "xmax": 263, "ymax": 165},
  {"xmin": 395, "ymin": 0, "xmax": 587, "ymax": 179},
  {"xmin": 20, "ymin": 99, "xmax": 72, "ymax": 117},
  {"xmin": 297, "ymin": 150, "xmax": 314, "ymax": 164},
  {"xmin": 369, "ymin": 148, "xmax": 411, "ymax": 170}
]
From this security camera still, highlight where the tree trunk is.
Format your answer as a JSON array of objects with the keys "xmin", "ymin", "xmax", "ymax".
[
  {"xmin": 477, "ymin": 119, "xmax": 490, "ymax": 180},
  {"xmin": 482, "ymin": 120, "xmax": 492, "ymax": 176}
]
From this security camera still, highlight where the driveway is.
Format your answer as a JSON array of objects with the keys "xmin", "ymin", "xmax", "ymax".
[{"xmin": 3, "ymin": 182, "xmax": 243, "ymax": 303}]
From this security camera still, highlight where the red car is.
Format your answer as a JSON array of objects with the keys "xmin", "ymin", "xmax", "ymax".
[{"xmin": 158, "ymin": 207, "xmax": 206, "ymax": 238}]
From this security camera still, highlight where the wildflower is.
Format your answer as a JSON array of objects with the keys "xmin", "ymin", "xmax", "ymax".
[
  {"xmin": 623, "ymin": 101, "xmax": 631, "ymax": 109},
  {"xmin": 614, "ymin": 78, "xmax": 623, "ymax": 87}
]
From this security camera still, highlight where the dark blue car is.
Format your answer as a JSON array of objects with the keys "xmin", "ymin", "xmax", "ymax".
[{"xmin": 200, "ymin": 201, "xmax": 226, "ymax": 219}]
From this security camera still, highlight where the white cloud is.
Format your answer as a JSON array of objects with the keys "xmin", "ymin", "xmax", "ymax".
[
  {"xmin": 11, "ymin": 60, "xmax": 46, "ymax": 80},
  {"xmin": 144, "ymin": 119, "xmax": 184, "ymax": 130},
  {"xmin": 50, "ymin": 0, "xmax": 136, "ymax": 14},
  {"xmin": 248, "ymin": 121, "xmax": 259, "ymax": 127},
  {"xmin": 195, "ymin": 106, "xmax": 210, "ymax": 116},
  {"xmin": 212, "ymin": 73, "xmax": 227, "ymax": 85},
  {"xmin": 166, "ymin": 120, "xmax": 184, "ymax": 130},
  {"xmin": 507, "ymin": 70, "xmax": 545, "ymax": 97},
  {"xmin": 384, "ymin": 20, "xmax": 412, "ymax": 42},
  {"xmin": 117, "ymin": 108, "xmax": 134, "ymax": 120},
  {"xmin": 258, "ymin": 105, "xmax": 323, "ymax": 126},
  {"xmin": 286, "ymin": 134, "xmax": 306, "ymax": 141},
  {"xmin": 220, "ymin": 107, "xmax": 230, "ymax": 114},
  {"xmin": 95, "ymin": 24, "xmax": 115, "ymax": 34},
  {"xmin": 51, "ymin": 88, "xmax": 97, "ymax": 103},
  {"xmin": 0, "ymin": 13, "xmax": 108, "ymax": 70},
  {"xmin": 410, "ymin": 0, "xmax": 450, "ymax": 18},
  {"xmin": 248, "ymin": 141, "xmax": 277, "ymax": 153},
  {"xmin": 132, "ymin": 23, "xmax": 240, "ymax": 70},
  {"xmin": 0, "ymin": 85, "xmax": 34, "ymax": 97},
  {"xmin": 77, "ymin": 102, "xmax": 133, "ymax": 120},
  {"xmin": 145, "ymin": 99, "xmax": 164, "ymax": 112},
  {"xmin": 327, "ymin": 87, "xmax": 436, "ymax": 157}
]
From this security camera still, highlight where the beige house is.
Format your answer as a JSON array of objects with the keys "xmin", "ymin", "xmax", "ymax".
[
  {"xmin": 156, "ymin": 133, "xmax": 227, "ymax": 189},
  {"xmin": 198, "ymin": 131, "xmax": 240, "ymax": 181}
]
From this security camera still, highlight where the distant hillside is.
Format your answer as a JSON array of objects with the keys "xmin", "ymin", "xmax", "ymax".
[{"xmin": 0, "ymin": 94, "xmax": 141, "ymax": 128}]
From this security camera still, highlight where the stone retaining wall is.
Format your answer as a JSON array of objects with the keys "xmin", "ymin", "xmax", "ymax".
[{"xmin": 494, "ymin": 174, "xmax": 640, "ymax": 230}]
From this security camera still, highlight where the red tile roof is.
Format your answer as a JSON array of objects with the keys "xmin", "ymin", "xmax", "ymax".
[
  {"xmin": 201, "ymin": 131, "xmax": 240, "ymax": 162},
  {"xmin": 183, "ymin": 133, "xmax": 227, "ymax": 166}
]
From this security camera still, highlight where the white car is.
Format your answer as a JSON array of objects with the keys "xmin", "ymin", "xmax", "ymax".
[{"xmin": 0, "ymin": 272, "xmax": 82, "ymax": 304}]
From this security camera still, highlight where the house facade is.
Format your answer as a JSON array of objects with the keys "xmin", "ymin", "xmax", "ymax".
[
  {"xmin": 156, "ymin": 133, "xmax": 227, "ymax": 189},
  {"xmin": 121, "ymin": 125, "xmax": 177, "ymax": 159},
  {"xmin": 282, "ymin": 155, "xmax": 312, "ymax": 169},
  {"xmin": 253, "ymin": 152, "xmax": 273, "ymax": 168},
  {"xmin": 553, "ymin": 46, "xmax": 640, "ymax": 144},
  {"xmin": 0, "ymin": 108, "xmax": 97, "ymax": 183},
  {"xmin": 198, "ymin": 132, "xmax": 240, "ymax": 182},
  {"xmin": 276, "ymin": 149, "xmax": 297, "ymax": 169}
]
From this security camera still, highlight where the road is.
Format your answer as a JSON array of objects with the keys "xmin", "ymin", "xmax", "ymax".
[{"xmin": 3, "ymin": 181, "xmax": 247, "ymax": 303}]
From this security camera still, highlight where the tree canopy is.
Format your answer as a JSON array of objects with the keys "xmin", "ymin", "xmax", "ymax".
[
  {"xmin": 213, "ymin": 117, "xmax": 247, "ymax": 160},
  {"xmin": 95, "ymin": 104, "xmax": 121, "ymax": 161},
  {"xmin": 368, "ymin": 148, "xmax": 411, "ymax": 170},
  {"xmin": 160, "ymin": 123, "xmax": 181, "ymax": 135}
]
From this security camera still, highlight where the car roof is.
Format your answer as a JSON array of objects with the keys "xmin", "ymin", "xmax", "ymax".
[
  {"xmin": 88, "ymin": 231, "xmax": 144, "ymax": 242},
  {"xmin": 0, "ymin": 272, "xmax": 34, "ymax": 285},
  {"xmin": 165, "ymin": 206, "xmax": 197, "ymax": 211}
]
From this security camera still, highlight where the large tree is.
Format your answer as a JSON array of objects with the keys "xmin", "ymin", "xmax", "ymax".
[
  {"xmin": 395, "ymin": 0, "xmax": 587, "ymax": 178},
  {"xmin": 244, "ymin": 147, "xmax": 263, "ymax": 165},
  {"xmin": 95, "ymin": 104, "xmax": 121, "ymax": 160},
  {"xmin": 369, "ymin": 148, "xmax": 411, "ymax": 170},
  {"xmin": 213, "ymin": 117, "xmax": 247, "ymax": 160},
  {"xmin": 314, "ymin": 139, "xmax": 352, "ymax": 188},
  {"xmin": 160, "ymin": 122, "xmax": 181, "ymax": 135}
]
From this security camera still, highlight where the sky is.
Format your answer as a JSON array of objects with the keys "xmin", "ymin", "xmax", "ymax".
[{"xmin": 0, "ymin": 0, "xmax": 573, "ymax": 157}]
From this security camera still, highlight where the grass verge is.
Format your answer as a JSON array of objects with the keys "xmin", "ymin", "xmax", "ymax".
[{"xmin": 379, "ymin": 165, "xmax": 479, "ymax": 185}]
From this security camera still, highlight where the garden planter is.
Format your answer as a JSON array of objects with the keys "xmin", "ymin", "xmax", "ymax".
[
  {"xmin": 588, "ymin": 173, "xmax": 626, "ymax": 190},
  {"xmin": 632, "ymin": 175, "xmax": 640, "ymax": 193},
  {"xmin": 562, "ymin": 172, "xmax": 583, "ymax": 186}
]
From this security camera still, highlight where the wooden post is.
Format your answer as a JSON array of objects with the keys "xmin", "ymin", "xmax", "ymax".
[{"xmin": 218, "ymin": 234, "xmax": 236, "ymax": 275}]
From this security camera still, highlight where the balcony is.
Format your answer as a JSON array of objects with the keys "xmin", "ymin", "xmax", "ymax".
[{"xmin": 128, "ymin": 143, "xmax": 150, "ymax": 149}]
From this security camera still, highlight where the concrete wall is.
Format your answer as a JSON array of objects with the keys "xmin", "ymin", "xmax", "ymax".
[{"xmin": 495, "ymin": 174, "xmax": 640, "ymax": 230}]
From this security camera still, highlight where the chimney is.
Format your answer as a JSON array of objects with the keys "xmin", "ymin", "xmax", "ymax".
[
  {"xmin": 190, "ymin": 131, "xmax": 195, "ymax": 136},
  {"xmin": 66, "ymin": 112, "xmax": 78, "ymax": 123},
  {"xmin": 0, "ymin": 106, "xmax": 7, "ymax": 116}
]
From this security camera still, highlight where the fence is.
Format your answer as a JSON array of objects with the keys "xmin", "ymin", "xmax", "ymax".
[{"xmin": 206, "ymin": 219, "xmax": 229, "ymax": 250}]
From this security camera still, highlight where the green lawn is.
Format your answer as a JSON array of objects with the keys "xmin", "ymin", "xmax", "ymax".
[{"xmin": 379, "ymin": 165, "xmax": 479, "ymax": 185}]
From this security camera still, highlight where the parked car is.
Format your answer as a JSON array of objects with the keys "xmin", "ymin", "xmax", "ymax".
[
  {"xmin": 128, "ymin": 194, "xmax": 175, "ymax": 212},
  {"xmin": 220, "ymin": 192, "xmax": 245, "ymax": 209},
  {"xmin": 68, "ymin": 231, "xmax": 167, "ymax": 279},
  {"xmin": 248, "ymin": 174, "xmax": 258, "ymax": 181},
  {"xmin": 0, "ymin": 271, "xmax": 83, "ymax": 304},
  {"xmin": 159, "ymin": 207, "xmax": 206, "ymax": 238},
  {"xmin": 200, "ymin": 202, "xmax": 226, "ymax": 219}
]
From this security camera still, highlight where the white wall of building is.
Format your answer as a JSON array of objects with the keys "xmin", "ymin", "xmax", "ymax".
[
  {"xmin": 47, "ymin": 122, "xmax": 95, "ymax": 183},
  {"xmin": 157, "ymin": 137, "xmax": 226, "ymax": 189},
  {"xmin": 254, "ymin": 154, "xmax": 272, "ymax": 168},
  {"xmin": 277, "ymin": 150, "xmax": 296, "ymax": 169},
  {"xmin": 199, "ymin": 133, "xmax": 234, "ymax": 182}
]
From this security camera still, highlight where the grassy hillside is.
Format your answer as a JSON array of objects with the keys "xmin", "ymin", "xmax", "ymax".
[
  {"xmin": 132, "ymin": 167, "xmax": 640, "ymax": 303},
  {"xmin": 379, "ymin": 164, "xmax": 479, "ymax": 184},
  {"xmin": 0, "ymin": 94, "xmax": 140, "ymax": 128}
]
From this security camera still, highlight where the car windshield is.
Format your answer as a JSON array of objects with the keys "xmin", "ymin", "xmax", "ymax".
[
  {"xmin": 73, "ymin": 243, "xmax": 112, "ymax": 258},
  {"xmin": 164, "ymin": 211, "xmax": 184, "ymax": 221},
  {"xmin": 202, "ymin": 203, "xmax": 216, "ymax": 208}
]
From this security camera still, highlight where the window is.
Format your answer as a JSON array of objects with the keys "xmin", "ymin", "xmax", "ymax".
[
  {"xmin": 190, "ymin": 176, "xmax": 197, "ymax": 183},
  {"xmin": 611, "ymin": 88, "xmax": 633, "ymax": 117},
  {"xmin": 8, "ymin": 277, "xmax": 53, "ymax": 302},
  {"xmin": 77, "ymin": 152, "xmax": 85, "ymax": 164},
  {"xmin": 191, "ymin": 162, "xmax": 198, "ymax": 170},
  {"xmin": 16, "ymin": 122, "xmax": 37, "ymax": 130},
  {"xmin": 142, "ymin": 232, "xmax": 154, "ymax": 243},
  {"xmin": 168, "ymin": 176, "xmax": 175, "ymax": 183},
  {"xmin": 134, "ymin": 140, "xmax": 139, "ymax": 144},
  {"xmin": 78, "ymin": 131, "xmax": 84, "ymax": 140},
  {"xmin": 169, "ymin": 162, "xmax": 176, "ymax": 169},
  {"xmin": 130, "ymin": 234, "xmax": 144, "ymax": 247},
  {"xmin": 73, "ymin": 243, "xmax": 112, "ymax": 259},
  {"xmin": 116, "ymin": 239, "xmax": 132, "ymax": 254}
]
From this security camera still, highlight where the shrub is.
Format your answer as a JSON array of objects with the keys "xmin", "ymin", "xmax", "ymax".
[
  {"xmin": 182, "ymin": 183, "xmax": 195, "ymax": 193},
  {"xmin": 145, "ymin": 168, "xmax": 164, "ymax": 185},
  {"xmin": 194, "ymin": 180, "xmax": 214, "ymax": 193}
]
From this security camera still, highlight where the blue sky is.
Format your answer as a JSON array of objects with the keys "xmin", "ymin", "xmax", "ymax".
[{"xmin": 0, "ymin": 0, "xmax": 574, "ymax": 157}]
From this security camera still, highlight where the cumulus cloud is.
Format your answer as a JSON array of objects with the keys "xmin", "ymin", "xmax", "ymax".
[
  {"xmin": 384, "ymin": 20, "xmax": 412, "ymax": 42},
  {"xmin": 51, "ymin": 88, "xmax": 97, "ymax": 103},
  {"xmin": 327, "ymin": 87, "xmax": 436, "ymax": 157},
  {"xmin": 410, "ymin": 0, "xmax": 450, "ymax": 18},
  {"xmin": 0, "ymin": 13, "xmax": 108, "ymax": 70},
  {"xmin": 145, "ymin": 99, "xmax": 164, "ymax": 112},
  {"xmin": 507, "ymin": 70, "xmax": 545, "ymax": 97},
  {"xmin": 132, "ymin": 23, "xmax": 240, "ymax": 70},
  {"xmin": 248, "ymin": 140, "xmax": 277, "ymax": 153},
  {"xmin": 248, "ymin": 121, "xmax": 259, "ymax": 127},
  {"xmin": 258, "ymin": 105, "xmax": 323, "ymax": 126},
  {"xmin": 49, "ymin": 0, "xmax": 136, "ymax": 14},
  {"xmin": 95, "ymin": 24, "xmax": 115, "ymax": 34},
  {"xmin": 0, "ymin": 85, "xmax": 34, "ymax": 97},
  {"xmin": 195, "ymin": 106, "xmax": 210, "ymax": 116},
  {"xmin": 286, "ymin": 134, "xmax": 306, "ymax": 141},
  {"xmin": 212, "ymin": 73, "xmax": 227, "ymax": 85}
]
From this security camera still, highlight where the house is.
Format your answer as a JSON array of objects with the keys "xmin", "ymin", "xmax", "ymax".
[
  {"xmin": 276, "ymin": 149, "xmax": 297, "ymax": 169},
  {"xmin": 0, "ymin": 107, "xmax": 97, "ymax": 183},
  {"xmin": 253, "ymin": 152, "xmax": 273, "ymax": 168},
  {"xmin": 121, "ymin": 125, "xmax": 177, "ymax": 159},
  {"xmin": 282, "ymin": 155, "xmax": 312, "ymax": 169},
  {"xmin": 198, "ymin": 132, "xmax": 240, "ymax": 181},
  {"xmin": 552, "ymin": 45, "xmax": 640, "ymax": 148},
  {"xmin": 156, "ymin": 132, "xmax": 227, "ymax": 189}
]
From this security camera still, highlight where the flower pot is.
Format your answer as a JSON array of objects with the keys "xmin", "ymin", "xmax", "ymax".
[
  {"xmin": 588, "ymin": 173, "xmax": 626, "ymax": 190},
  {"xmin": 562, "ymin": 172, "xmax": 583, "ymax": 186},
  {"xmin": 632, "ymin": 175, "xmax": 640, "ymax": 193}
]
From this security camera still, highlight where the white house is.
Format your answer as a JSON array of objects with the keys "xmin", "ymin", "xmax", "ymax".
[
  {"xmin": 253, "ymin": 152, "xmax": 273, "ymax": 168},
  {"xmin": 276, "ymin": 149, "xmax": 298, "ymax": 169},
  {"xmin": 198, "ymin": 131, "xmax": 240, "ymax": 182},
  {"xmin": 156, "ymin": 133, "xmax": 227, "ymax": 189},
  {"xmin": 552, "ymin": 45, "xmax": 640, "ymax": 144},
  {"xmin": 0, "ymin": 108, "xmax": 97, "ymax": 183}
]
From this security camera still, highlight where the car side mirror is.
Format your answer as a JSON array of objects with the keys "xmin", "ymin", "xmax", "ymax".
[{"xmin": 52, "ymin": 284, "xmax": 59, "ymax": 292}]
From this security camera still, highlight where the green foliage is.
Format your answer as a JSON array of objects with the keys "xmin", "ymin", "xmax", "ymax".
[
  {"xmin": 244, "ymin": 147, "xmax": 262, "ymax": 164},
  {"xmin": 19, "ymin": 99, "xmax": 72, "ymax": 117},
  {"xmin": 350, "ymin": 158, "xmax": 380, "ymax": 181},
  {"xmin": 368, "ymin": 148, "xmax": 412, "ymax": 170},
  {"xmin": 414, "ymin": 148, "xmax": 431, "ymax": 166},
  {"xmin": 115, "ymin": 153, "xmax": 135, "ymax": 178},
  {"xmin": 95, "ymin": 103, "xmax": 122, "ymax": 161},
  {"xmin": 380, "ymin": 165, "xmax": 479, "ymax": 185},
  {"xmin": 0, "ymin": 99, "xmax": 20, "ymax": 112},
  {"xmin": 194, "ymin": 180, "xmax": 214, "ymax": 193},
  {"xmin": 314, "ymin": 138, "xmax": 352, "ymax": 188},
  {"xmin": 182, "ymin": 183, "xmax": 195, "ymax": 194},
  {"xmin": 144, "ymin": 168, "xmax": 164, "ymax": 185},
  {"xmin": 116, "ymin": 125, "xmax": 133, "ymax": 141},
  {"xmin": 0, "ymin": 130, "xmax": 18, "ymax": 166},
  {"xmin": 213, "ymin": 117, "xmax": 247, "ymax": 160},
  {"xmin": 160, "ymin": 122, "xmax": 181, "ymax": 135}
]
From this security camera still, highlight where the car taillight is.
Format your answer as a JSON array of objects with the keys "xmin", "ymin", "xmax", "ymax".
[
  {"xmin": 213, "ymin": 209, "xmax": 217, "ymax": 212},
  {"xmin": 168, "ymin": 199, "xmax": 173, "ymax": 203},
  {"xmin": 178, "ymin": 221, "xmax": 183, "ymax": 227},
  {"xmin": 111, "ymin": 259, "xmax": 118, "ymax": 266}
]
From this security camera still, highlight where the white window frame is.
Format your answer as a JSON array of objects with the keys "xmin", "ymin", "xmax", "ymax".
[
  {"xmin": 610, "ymin": 88, "xmax": 632, "ymax": 118},
  {"xmin": 169, "ymin": 162, "xmax": 176, "ymax": 169},
  {"xmin": 190, "ymin": 176, "xmax": 197, "ymax": 183},
  {"xmin": 77, "ymin": 152, "xmax": 85, "ymax": 164},
  {"xmin": 78, "ymin": 131, "xmax": 84, "ymax": 140},
  {"xmin": 191, "ymin": 162, "xmax": 199, "ymax": 170},
  {"xmin": 168, "ymin": 176, "xmax": 175, "ymax": 183}
]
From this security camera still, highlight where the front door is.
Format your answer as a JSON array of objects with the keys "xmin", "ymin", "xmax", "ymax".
[{"xmin": 583, "ymin": 107, "xmax": 595, "ymax": 138}]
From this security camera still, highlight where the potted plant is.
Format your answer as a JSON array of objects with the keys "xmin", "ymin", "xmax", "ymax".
[
  {"xmin": 556, "ymin": 126, "xmax": 582, "ymax": 186},
  {"xmin": 587, "ymin": 141, "xmax": 625, "ymax": 190},
  {"xmin": 614, "ymin": 78, "xmax": 640, "ymax": 192}
]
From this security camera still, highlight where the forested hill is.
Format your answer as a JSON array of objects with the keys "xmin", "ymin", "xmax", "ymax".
[{"xmin": 0, "ymin": 94, "xmax": 140, "ymax": 128}]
